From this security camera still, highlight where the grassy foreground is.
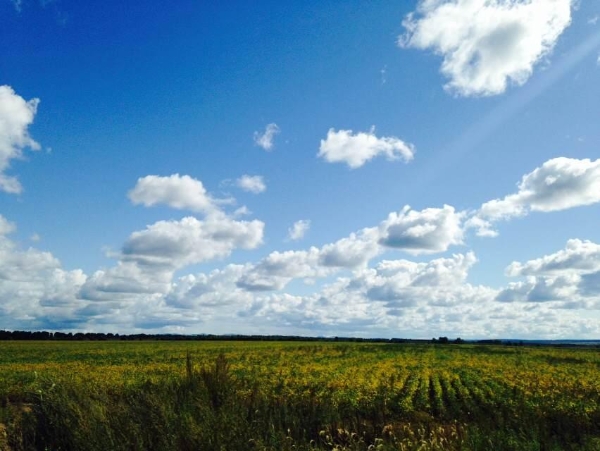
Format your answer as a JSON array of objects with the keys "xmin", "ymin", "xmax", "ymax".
[{"xmin": 0, "ymin": 341, "xmax": 599, "ymax": 450}]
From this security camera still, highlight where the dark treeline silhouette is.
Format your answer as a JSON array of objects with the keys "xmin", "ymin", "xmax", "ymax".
[
  {"xmin": 0, "ymin": 330, "xmax": 596, "ymax": 347},
  {"xmin": 432, "ymin": 336, "xmax": 465, "ymax": 344},
  {"xmin": 0, "ymin": 330, "xmax": 431, "ymax": 343}
]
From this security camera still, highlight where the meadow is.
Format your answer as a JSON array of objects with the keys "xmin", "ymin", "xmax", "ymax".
[{"xmin": 0, "ymin": 340, "xmax": 599, "ymax": 450}]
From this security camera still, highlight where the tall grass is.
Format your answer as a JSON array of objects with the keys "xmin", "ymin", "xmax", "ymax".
[{"xmin": 1, "ymin": 343, "xmax": 599, "ymax": 450}]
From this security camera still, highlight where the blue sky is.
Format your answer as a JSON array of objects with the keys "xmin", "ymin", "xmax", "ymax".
[{"xmin": 1, "ymin": 0, "xmax": 600, "ymax": 338}]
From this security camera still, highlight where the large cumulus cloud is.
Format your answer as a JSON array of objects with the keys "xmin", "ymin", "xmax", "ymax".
[
  {"xmin": 401, "ymin": 0, "xmax": 573, "ymax": 96},
  {"xmin": 0, "ymin": 85, "xmax": 41, "ymax": 193}
]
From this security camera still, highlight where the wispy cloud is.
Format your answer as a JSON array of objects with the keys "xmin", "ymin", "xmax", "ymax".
[
  {"xmin": 380, "ymin": 65, "xmax": 387, "ymax": 85},
  {"xmin": 288, "ymin": 219, "xmax": 310, "ymax": 241},
  {"xmin": 236, "ymin": 175, "xmax": 266, "ymax": 194},
  {"xmin": 9, "ymin": 0, "xmax": 22, "ymax": 12},
  {"xmin": 253, "ymin": 123, "xmax": 280, "ymax": 151}
]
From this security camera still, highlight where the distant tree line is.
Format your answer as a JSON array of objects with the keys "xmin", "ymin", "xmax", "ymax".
[
  {"xmin": 2, "ymin": 330, "xmax": 591, "ymax": 347},
  {"xmin": 0, "ymin": 330, "xmax": 463, "ymax": 343},
  {"xmin": 432, "ymin": 336, "xmax": 465, "ymax": 344}
]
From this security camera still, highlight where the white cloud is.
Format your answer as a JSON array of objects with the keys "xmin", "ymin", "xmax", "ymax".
[
  {"xmin": 378, "ymin": 205, "xmax": 464, "ymax": 254},
  {"xmin": 496, "ymin": 274, "xmax": 580, "ymax": 303},
  {"xmin": 236, "ymin": 226, "xmax": 381, "ymax": 292},
  {"xmin": 1, "ymin": 210, "xmax": 598, "ymax": 337},
  {"xmin": 361, "ymin": 252, "xmax": 491, "ymax": 308},
  {"xmin": 253, "ymin": 123, "xmax": 280, "ymax": 151},
  {"xmin": 79, "ymin": 171, "xmax": 265, "ymax": 312},
  {"xmin": 0, "ymin": 85, "xmax": 41, "ymax": 193},
  {"xmin": 236, "ymin": 206, "xmax": 465, "ymax": 293},
  {"xmin": 183, "ymin": 203, "xmax": 468, "ymax": 297},
  {"xmin": 498, "ymin": 240, "xmax": 600, "ymax": 306},
  {"xmin": 128, "ymin": 174, "xmax": 230, "ymax": 213},
  {"xmin": 380, "ymin": 65, "xmax": 388, "ymax": 84},
  {"xmin": 121, "ymin": 214, "xmax": 264, "ymax": 270},
  {"xmin": 0, "ymin": 215, "xmax": 16, "ymax": 235},
  {"xmin": 237, "ymin": 229, "xmax": 381, "ymax": 293},
  {"xmin": 78, "ymin": 261, "xmax": 172, "ymax": 302},
  {"xmin": 0, "ymin": 216, "xmax": 87, "ymax": 330},
  {"xmin": 79, "ymin": 212, "xmax": 264, "ymax": 307},
  {"xmin": 319, "ymin": 229, "xmax": 381, "ymax": 267},
  {"xmin": 469, "ymin": 157, "xmax": 600, "ymax": 236},
  {"xmin": 232, "ymin": 205, "xmax": 251, "ymax": 217},
  {"xmin": 235, "ymin": 252, "xmax": 513, "ymax": 338},
  {"xmin": 237, "ymin": 248, "xmax": 330, "ymax": 292},
  {"xmin": 400, "ymin": 0, "xmax": 573, "ymax": 96},
  {"xmin": 288, "ymin": 219, "xmax": 310, "ymax": 240},
  {"xmin": 506, "ymin": 239, "xmax": 600, "ymax": 276},
  {"xmin": 588, "ymin": 15, "xmax": 599, "ymax": 25},
  {"xmin": 318, "ymin": 127, "xmax": 415, "ymax": 169},
  {"xmin": 236, "ymin": 175, "xmax": 266, "ymax": 194}
]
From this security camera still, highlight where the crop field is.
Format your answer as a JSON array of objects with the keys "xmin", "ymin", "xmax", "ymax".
[{"xmin": 0, "ymin": 341, "xmax": 599, "ymax": 450}]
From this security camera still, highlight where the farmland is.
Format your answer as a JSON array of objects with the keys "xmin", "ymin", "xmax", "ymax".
[{"xmin": 0, "ymin": 341, "xmax": 599, "ymax": 450}]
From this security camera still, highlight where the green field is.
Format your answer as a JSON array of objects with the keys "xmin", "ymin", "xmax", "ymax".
[{"xmin": 1, "ymin": 341, "xmax": 599, "ymax": 450}]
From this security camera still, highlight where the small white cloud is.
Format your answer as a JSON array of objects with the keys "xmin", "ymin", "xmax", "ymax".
[
  {"xmin": 30, "ymin": 233, "xmax": 41, "ymax": 242},
  {"xmin": 318, "ymin": 229, "xmax": 380, "ymax": 267},
  {"xmin": 253, "ymin": 123, "xmax": 280, "ymax": 151},
  {"xmin": 0, "ymin": 85, "xmax": 41, "ymax": 194},
  {"xmin": 288, "ymin": 219, "xmax": 310, "ymax": 241},
  {"xmin": 463, "ymin": 216, "xmax": 498, "ymax": 238},
  {"xmin": 400, "ymin": 0, "xmax": 574, "ymax": 96},
  {"xmin": 318, "ymin": 127, "xmax": 415, "ymax": 169},
  {"xmin": 233, "ymin": 206, "xmax": 251, "ymax": 217},
  {"xmin": 128, "ymin": 174, "xmax": 231, "ymax": 213},
  {"xmin": 588, "ymin": 15, "xmax": 598, "ymax": 25},
  {"xmin": 236, "ymin": 175, "xmax": 266, "ymax": 194},
  {"xmin": 378, "ymin": 205, "xmax": 464, "ymax": 254}
]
